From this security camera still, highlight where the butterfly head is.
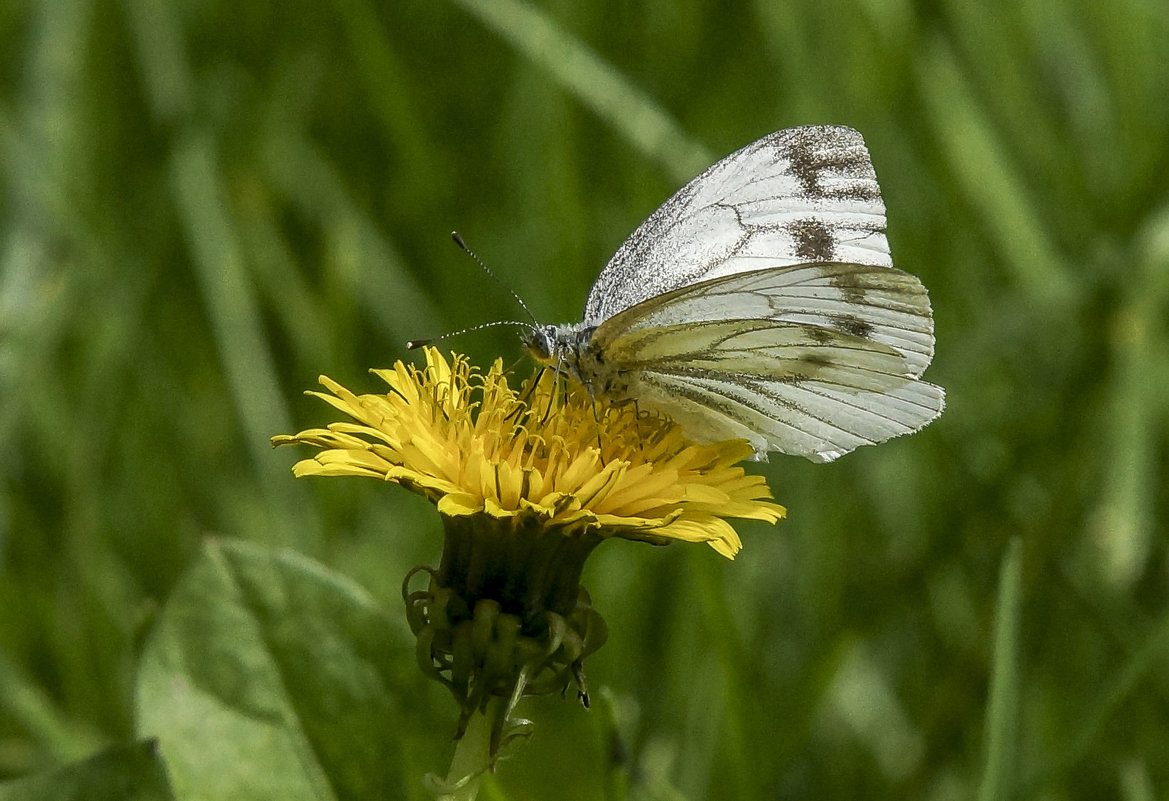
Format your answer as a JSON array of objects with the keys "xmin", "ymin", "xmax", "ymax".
[
  {"xmin": 522, "ymin": 323, "xmax": 592, "ymax": 364},
  {"xmin": 521, "ymin": 324, "xmax": 559, "ymax": 366},
  {"xmin": 521, "ymin": 322, "xmax": 609, "ymax": 392}
]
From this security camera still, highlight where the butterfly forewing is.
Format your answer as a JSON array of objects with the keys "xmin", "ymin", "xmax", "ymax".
[{"xmin": 583, "ymin": 126, "xmax": 891, "ymax": 324}]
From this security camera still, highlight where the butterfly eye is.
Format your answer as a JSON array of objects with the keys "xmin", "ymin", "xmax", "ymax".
[{"xmin": 523, "ymin": 327, "xmax": 554, "ymax": 363}]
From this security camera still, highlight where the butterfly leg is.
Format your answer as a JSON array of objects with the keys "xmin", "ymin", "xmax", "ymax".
[
  {"xmin": 590, "ymin": 396, "xmax": 606, "ymax": 460},
  {"xmin": 510, "ymin": 365, "xmax": 548, "ymax": 424}
]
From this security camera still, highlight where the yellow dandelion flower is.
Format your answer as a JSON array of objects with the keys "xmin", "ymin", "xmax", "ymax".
[
  {"xmin": 273, "ymin": 347, "xmax": 784, "ymax": 757},
  {"xmin": 274, "ymin": 347, "xmax": 784, "ymax": 558}
]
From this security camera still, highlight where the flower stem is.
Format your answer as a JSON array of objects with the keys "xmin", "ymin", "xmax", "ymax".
[{"xmin": 432, "ymin": 702, "xmax": 495, "ymax": 801}]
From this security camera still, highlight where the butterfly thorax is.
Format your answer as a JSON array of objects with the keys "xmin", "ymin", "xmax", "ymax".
[{"xmin": 522, "ymin": 323, "xmax": 629, "ymax": 399}]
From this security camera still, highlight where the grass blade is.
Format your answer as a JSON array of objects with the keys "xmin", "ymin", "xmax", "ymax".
[
  {"xmin": 979, "ymin": 537, "xmax": 1022, "ymax": 801},
  {"xmin": 452, "ymin": 0, "xmax": 712, "ymax": 182}
]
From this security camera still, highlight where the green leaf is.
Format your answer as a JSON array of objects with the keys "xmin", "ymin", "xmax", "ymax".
[
  {"xmin": 135, "ymin": 538, "xmax": 423, "ymax": 801},
  {"xmin": 0, "ymin": 740, "xmax": 173, "ymax": 801}
]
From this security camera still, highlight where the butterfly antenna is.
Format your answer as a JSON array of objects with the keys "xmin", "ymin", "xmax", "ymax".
[
  {"xmin": 406, "ymin": 319, "xmax": 532, "ymax": 350},
  {"xmin": 451, "ymin": 231, "xmax": 538, "ymax": 324}
]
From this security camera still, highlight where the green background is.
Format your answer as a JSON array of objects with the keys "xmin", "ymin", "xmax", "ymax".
[{"xmin": 2, "ymin": 0, "xmax": 1167, "ymax": 798}]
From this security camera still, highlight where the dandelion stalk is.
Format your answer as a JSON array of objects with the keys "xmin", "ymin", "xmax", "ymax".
[{"xmin": 426, "ymin": 699, "xmax": 497, "ymax": 801}]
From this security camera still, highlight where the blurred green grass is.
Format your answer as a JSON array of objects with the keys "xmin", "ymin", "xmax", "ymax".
[{"xmin": 2, "ymin": 0, "xmax": 1167, "ymax": 798}]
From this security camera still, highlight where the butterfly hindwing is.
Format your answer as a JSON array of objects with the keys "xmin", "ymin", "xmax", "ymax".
[
  {"xmin": 631, "ymin": 366, "xmax": 944, "ymax": 462},
  {"xmin": 587, "ymin": 262, "xmax": 943, "ymax": 461}
]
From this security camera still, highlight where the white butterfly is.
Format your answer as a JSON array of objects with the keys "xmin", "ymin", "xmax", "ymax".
[{"xmin": 522, "ymin": 125, "xmax": 944, "ymax": 462}]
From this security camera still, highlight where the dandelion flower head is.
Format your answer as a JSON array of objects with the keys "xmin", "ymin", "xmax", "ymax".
[{"xmin": 273, "ymin": 347, "xmax": 784, "ymax": 558}]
